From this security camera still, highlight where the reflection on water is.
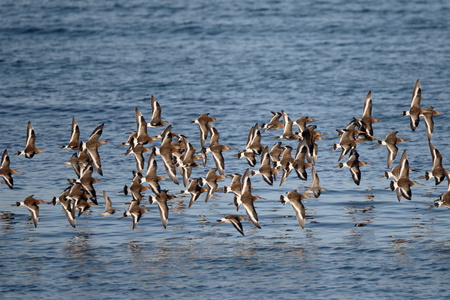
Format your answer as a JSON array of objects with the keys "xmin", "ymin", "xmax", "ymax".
[{"xmin": 0, "ymin": 211, "xmax": 17, "ymax": 232}]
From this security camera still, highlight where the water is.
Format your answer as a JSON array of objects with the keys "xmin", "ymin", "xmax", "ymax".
[{"xmin": 1, "ymin": 0, "xmax": 450, "ymax": 298}]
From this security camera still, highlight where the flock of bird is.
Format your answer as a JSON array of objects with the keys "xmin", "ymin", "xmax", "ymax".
[{"xmin": 1, "ymin": 79, "xmax": 449, "ymax": 236}]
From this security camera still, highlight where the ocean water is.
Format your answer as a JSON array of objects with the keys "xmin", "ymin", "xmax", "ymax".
[{"xmin": 1, "ymin": 0, "xmax": 450, "ymax": 298}]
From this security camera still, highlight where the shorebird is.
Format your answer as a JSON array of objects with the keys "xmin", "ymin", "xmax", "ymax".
[
  {"xmin": 251, "ymin": 146, "xmax": 280, "ymax": 185},
  {"xmin": 402, "ymin": 79, "xmax": 422, "ymax": 131},
  {"xmin": 223, "ymin": 173, "xmax": 243, "ymax": 210},
  {"xmin": 141, "ymin": 147, "xmax": 168, "ymax": 197},
  {"xmin": 123, "ymin": 136, "xmax": 151, "ymax": 174},
  {"xmin": 435, "ymin": 191, "xmax": 450, "ymax": 209},
  {"xmin": 183, "ymin": 178, "xmax": 208, "ymax": 208},
  {"xmin": 424, "ymin": 142, "xmax": 446, "ymax": 185},
  {"xmin": 280, "ymin": 190, "xmax": 310, "ymax": 229},
  {"xmin": 77, "ymin": 164, "xmax": 101, "ymax": 200},
  {"xmin": 372, "ymin": 131, "xmax": 409, "ymax": 168},
  {"xmin": 305, "ymin": 167, "xmax": 326, "ymax": 198},
  {"xmin": 121, "ymin": 171, "xmax": 151, "ymax": 202},
  {"xmin": 155, "ymin": 125, "xmax": 179, "ymax": 184},
  {"xmin": 298, "ymin": 124, "xmax": 323, "ymax": 164},
  {"xmin": 63, "ymin": 152, "xmax": 81, "ymax": 177},
  {"xmin": 333, "ymin": 121, "xmax": 364, "ymax": 161},
  {"xmin": 51, "ymin": 188, "xmax": 76, "ymax": 227},
  {"xmin": 66, "ymin": 182, "xmax": 92, "ymax": 207},
  {"xmin": 149, "ymin": 189, "xmax": 177, "ymax": 228},
  {"xmin": 86, "ymin": 123, "xmax": 109, "ymax": 176},
  {"xmin": 421, "ymin": 106, "xmax": 444, "ymax": 141},
  {"xmin": 353, "ymin": 91, "xmax": 380, "ymax": 140},
  {"xmin": 269, "ymin": 142, "xmax": 283, "ymax": 172},
  {"xmin": 390, "ymin": 150, "xmax": 421, "ymax": 201},
  {"xmin": 241, "ymin": 168, "xmax": 262, "ymax": 229},
  {"xmin": 76, "ymin": 141, "xmax": 91, "ymax": 171},
  {"xmin": 119, "ymin": 200, "xmax": 151, "ymax": 230},
  {"xmin": 76, "ymin": 199, "xmax": 98, "ymax": 217},
  {"xmin": 212, "ymin": 215, "xmax": 248, "ymax": 236},
  {"xmin": 204, "ymin": 126, "xmax": 236, "ymax": 175},
  {"xmin": 100, "ymin": 190, "xmax": 120, "ymax": 216},
  {"xmin": 179, "ymin": 141, "xmax": 202, "ymax": 186},
  {"xmin": 189, "ymin": 113, "xmax": 220, "ymax": 148},
  {"xmin": 135, "ymin": 108, "xmax": 161, "ymax": 144},
  {"xmin": 291, "ymin": 144, "xmax": 314, "ymax": 181},
  {"xmin": 147, "ymin": 95, "xmax": 172, "ymax": 128},
  {"xmin": 274, "ymin": 110, "xmax": 299, "ymax": 140},
  {"xmin": 60, "ymin": 117, "xmax": 81, "ymax": 150},
  {"xmin": 278, "ymin": 145, "xmax": 294, "ymax": 186},
  {"xmin": 16, "ymin": 121, "xmax": 47, "ymax": 158},
  {"xmin": 293, "ymin": 116, "xmax": 316, "ymax": 135},
  {"xmin": 261, "ymin": 111, "xmax": 283, "ymax": 133},
  {"xmin": 237, "ymin": 123, "xmax": 263, "ymax": 160},
  {"xmin": 334, "ymin": 149, "xmax": 371, "ymax": 186},
  {"xmin": 56, "ymin": 191, "xmax": 76, "ymax": 228},
  {"xmin": 0, "ymin": 149, "xmax": 22, "ymax": 189},
  {"xmin": 12, "ymin": 195, "xmax": 48, "ymax": 228},
  {"xmin": 202, "ymin": 168, "xmax": 226, "ymax": 202}
]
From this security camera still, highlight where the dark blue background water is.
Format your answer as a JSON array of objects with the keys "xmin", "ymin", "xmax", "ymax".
[{"xmin": 1, "ymin": 0, "xmax": 450, "ymax": 298}]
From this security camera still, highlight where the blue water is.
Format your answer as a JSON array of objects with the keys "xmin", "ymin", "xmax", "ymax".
[{"xmin": 1, "ymin": 0, "xmax": 450, "ymax": 298}]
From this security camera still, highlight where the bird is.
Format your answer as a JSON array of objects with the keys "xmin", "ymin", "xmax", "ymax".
[
  {"xmin": 390, "ymin": 150, "xmax": 421, "ymax": 201},
  {"xmin": 293, "ymin": 116, "xmax": 316, "ymax": 135},
  {"xmin": 278, "ymin": 145, "xmax": 294, "ymax": 186},
  {"xmin": 147, "ymin": 95, "xmax": 172, "ymax": 127},
  {"xmin": 55, "ymin": 191, "xmax": 76, "ymax": 228},
  {"xmin": 189, "ymin": 113, "xmax": 220, "ymax": 148},
  {"xmin": 12, "ymin": 195, "xmax": 48, "ymax": 227},
  {"xmin": 435, "ymin": 191, "xmax": 450, "ymax": 210},
  {"xmin": 123, "ymin": 136, "xmax": 151, "ymax": 174},
  {"xmin": 273, "ymin": 110, "xmax": 299, "ymax": 140},
  {"xmin": 212, "ymin": 215, "xmax": 248, "ymax": 236},
  {"xmin": 121, "ymin": 171, "xmax": 151, "ymax": 202},
  {"xmin": 204, "ymin": 126, "xmax": 236, "ymax": 175},
  {"xmin": 76, "ymin": 199, "xmax": 98, "ymax": 217},
  {"xmin": 119, "ymin": 200, "xmax": 151, "ymax": 230},
  {"xmin": 402, "ymin": 79, "xmax": 422, "ymax": 131},
  {"xmin": 223, "ymin": 173, "xmax": 243, "ymax": 210},
  {"xmin": 269, "ymin": 142, "xmax": 284, "ymax": 172},
  {"xmin": 424, "ymin": 142, "xmax": 446, "ymax": 185},
  {"xmin": 141, "ymin": 147, "xmax": 168, "ymax": 197},
  {"xmin": 16, "ymin": 121, "xmax": 47, "ymax": 158},
  {"xmin": 149, "ymin": 189, "xmax": 177, "ymax": 228},
  {"xmin": 183, "ymin": 178, "xmax": 208, "ymax": 208},
  {"xmin": 334, "ymin": 150, "xmax": 371, "ymax": 186},
  {"xmin": 63, "ymin": 152, "xmax": 81, "ymax": 177},
  {"xmin": 135, "ymin": 108, "xmax": 161, "ymax": 144},
  {"xmin": 100, "ymin": 190, "xmax": 120, "ymax": 216},
  {"xmin": 237, "ymin": 123, "xmax": 263, "ymax": 163},
  {"xmin": 85, "ymin": 123, "xmax": 109, "ymax": 176},
  {"xmin": 250, "ymin": 146, "xmax": 280, "ymax": 185},
  {"xmin": 353, "ymin": 91, "xmax": 381, "ymax": 140},
  {"xmin": 77, "ymin": 164, "xmax": 101, "ymax": 200},
  {"xmin": 280, "ymin": 190, "xmax": 310, "ymax": 229},
  {"xmin": 372, "ymin": 131, "xmax": 409, "ymax": 168},
  {"xmin": 291, "ymin": 144, "xmax": 314, "ymax": 181},
  {"xmin": 241, "ymin": 168, "xmax": 262, "ymax": 229},
  {"xmin": 155, "ymin": 125, "xmax": 179, "ymax": 184},
  {"xmin": 202, "ymin": 168, "xmax": 226, "ymax": 202},
  {"xmin": 0, "ymin": 149, "xmax": 22, "ymax": 189},
  {"xmin": 178, "ymin": 140, "xmax": 202, "ymax": 186},
  {"xmin": 261, "ymin": 111, "xmax": 283, "ymax": 133},
  {"xmin": 305, "ymin": 167, "xmax": 326, "ymax": 198},
  {"xmin": 421, "ymin": 106, "xmax": 444, "ymax": 141},
  {"xmin": 60, "ymin": 117, "xmax": 81, "ymax": 150},
  {"xmin": 333, "ymin": 122, "xmax": 364, "ymax": 161}
]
